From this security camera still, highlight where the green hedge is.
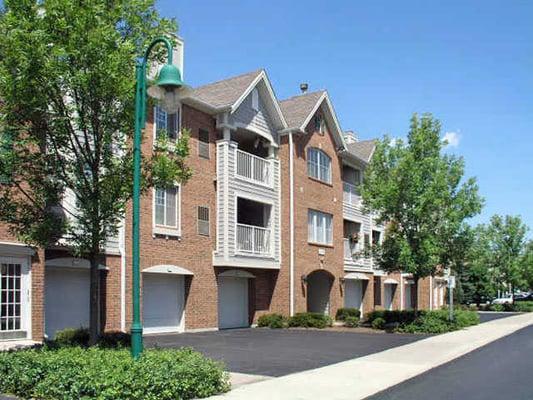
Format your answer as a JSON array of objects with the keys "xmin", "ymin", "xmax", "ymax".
[
  {"xmin": 288, "ymin": 312, "xmax": 332, "ymax": 329},
  {"xmin": 478, "ymin": 301, "xmax": 533, "ymax": 312},
  {"xmin": 343, "ymin": 316, "xmax": 360, "ymax": 328},
  {"xmin": 257, "ymin": 313, "xmax": 288, "ymax": 329},
  {"xmin": 51, "ymin": 328, "xmax": 131, "ymax": 349},
  {"xmin": 399, "ymin": 309, "xmax": 480, "ymax": 334},
  {"xmin": 366, "ymin": 309, "xmax": 479, "ymax": 333},
  {"xmin": 0, "ymin": 347, "xmax": 229, "ymax": 400},
  {"xmin": 335, "ymin": 308, "xmax": 361, "ymax": 321}
]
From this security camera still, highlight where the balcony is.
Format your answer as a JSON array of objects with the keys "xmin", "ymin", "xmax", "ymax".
[
  {"xmin": 344, "ymin": 238, "xmax": 360, "ymax": 261},
  {"xmin": 236, "ymin": 149, "xmax": 272, "ymax": 186},
  {"xmin": 343, "ymin": 181, "xmax": 361, "ymax": 206},
  {"xmin": 236, "ymin": 223, "xmax": 271, "ymax": 256}
]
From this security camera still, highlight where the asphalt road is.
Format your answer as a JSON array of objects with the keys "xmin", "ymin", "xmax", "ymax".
[
  {"xmin": 477, "ymin": 311, "xmax": 520, "ymax": 323},
  {"xmin": 367, "ymin": 324, "xmax": 533, "ymax": 400},
  {"xmin": 145, "ymin": 328, "xmax": 427, "ymax": 377}
]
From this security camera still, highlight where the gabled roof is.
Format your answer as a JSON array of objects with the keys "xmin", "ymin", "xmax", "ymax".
[
  {"xmin": 183, "ymin": 69, "xmax": 287, "ymax": 130},
  {"xmin": 278, "ymin": 91, "xmax": 325, "ymax": 130},
  {"xmin": 278, "ymin": 90, "xmax": 346, "ymax": 149},
  {"xmin": 187, "ymin": 69, "xmax": 263, "ymax": 110},
  {"xmin": 345, "ymin": 139, "xmax": 377, "ymax": 163}
]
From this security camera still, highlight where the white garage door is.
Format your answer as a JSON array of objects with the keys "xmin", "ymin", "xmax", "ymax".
[
  {"xmin": 143, "ymin": 274, "xmax": 184, "ymax": 334},
  {"xmin": 45, "ymin": 267, "xmax": 90, "ymax": 339},
  {"xmin": 344, "ymin": 279, "xmax": 363, "ymax": 312},
  {"xmin": 218, "ymin": 276, "xmax": 249, "ymax": 329}
]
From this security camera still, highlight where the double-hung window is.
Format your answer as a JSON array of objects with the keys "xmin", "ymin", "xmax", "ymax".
[
  {"xmin": 307, "ymin": 148, "xmax": 331, "ymax": 184},
  {"xmin": 154, "ymin": 186, "xmax": 180, "ymax": 235},
  {"xmin": 154, "ymin": 105, "xmax": 180, "ymax": 142},
  {"xmin": 308, "ymin": 210, "xmax": 333, "ymax": 245}
]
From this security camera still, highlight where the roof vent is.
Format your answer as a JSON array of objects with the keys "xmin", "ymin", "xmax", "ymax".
[
  {"xmin": 300, "ymin": 83, "xmax": 308, "ymax": 94},
  {"xmin": 344, "ymin": 131, "xmax": 358, "ymax": 143}
]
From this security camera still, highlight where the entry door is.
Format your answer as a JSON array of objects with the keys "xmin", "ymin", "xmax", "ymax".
[
  {"xmin": 45, "ymin": 267, "xmax": 90, "ymax": 338},
  {"xmin": 143, "ymin": 274, "xmax": 184, "ymax": 334},
  {"xmin": 218, "ymin": 276, "xmax": 249, "ymax": 329},
  {"xmin": 345, "ymin": 280, "xmax": 363, "ymax": 312},
  {"xmin": 1, "ymin": 258, "xmax": 29, "ymax": 339}
]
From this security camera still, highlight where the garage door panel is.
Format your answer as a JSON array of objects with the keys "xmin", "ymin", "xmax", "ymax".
[
  {"xmin": 218, "ymin": 277, "xmax": 248, "ymax": 329},
  {"xmin": 143, "ymin": 274, "xmax": 184, "ymax": 334},
  {"xmin": 45, "ymin": 268, "xmax": 90, "ymax": 339},
  {"xmin": 344, "ymin": 280, "xmax": 363, "ymax": 312}
]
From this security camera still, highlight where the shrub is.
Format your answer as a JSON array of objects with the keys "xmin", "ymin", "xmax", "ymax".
[
  {"xmin": 288, "ymin": 312, "xmax": 332, "ymax": 329},
  {"xmin": 372, "ymin": 317, "xmax": 386, "ymax": 330},
  {"xmin": 54, "ymin": 327, "xmax": 90, "ymax": 347},
  {"xmin": 335, "ymin": 308, "xmax": 360, "ymax": 321},
  {"xmin": 98, "ymin": 331, "xmax": 131, "ymax": 348},
  {"xmin": 398, "ymin": 309, "xmax": 479, "ymax": 334},
  {"xmin": 0, "ymin": 347, "xmax": 229, "ymax": 400},
  {"xmin": 365, "ymin": 310, "xmax": 419, "ymax": 325},
  {"xmin": 343, "ymin": 316, "xmax": 360, "ymax": 328},
  {"xmin": 257, "ymin": 313, "xmax": 287, "ymax": 329},
  {"xmin": 513, "ymin": 301, "xmax": 533, "ymax": 312}
]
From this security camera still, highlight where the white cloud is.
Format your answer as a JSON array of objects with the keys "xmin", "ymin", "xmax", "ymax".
[{"xmin": 443, "ymin": 131, "xmax": 460, "ymax": 148}]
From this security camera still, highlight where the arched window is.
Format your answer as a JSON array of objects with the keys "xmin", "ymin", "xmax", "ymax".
[{"xmin": 307, "ymin": 148, "xmax": 332, "ymax": 183}]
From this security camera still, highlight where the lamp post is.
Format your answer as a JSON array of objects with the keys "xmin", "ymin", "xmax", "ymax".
[{"xmin": 131, "ymin": 36, "xmax": 184, "ymax": 359}]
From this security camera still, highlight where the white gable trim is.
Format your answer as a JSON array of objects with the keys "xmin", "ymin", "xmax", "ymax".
[{"xmin": 230, "ymin": 70, "xmax": 287, "ymax": 130}]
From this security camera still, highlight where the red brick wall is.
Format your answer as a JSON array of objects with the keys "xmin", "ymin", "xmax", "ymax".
[
  {"xmin": 279, "ymin": 107, "xmax": 345, "ymax": 317},
  {"xmin": 124, "ymin": 104, "xmax": 219, "ymax": 330}
]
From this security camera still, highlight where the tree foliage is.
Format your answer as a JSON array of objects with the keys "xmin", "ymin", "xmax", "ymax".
[
  {"xmin": 481, "ymin": 215, "xmax": 529, "ymax": 296},
  {"xmin": 0, "ymin": 0, "xmax": 191, "ymax": 342},
  {"xmin": 361, "ymin": 113, "xmax": 483, "ymax": 305}
]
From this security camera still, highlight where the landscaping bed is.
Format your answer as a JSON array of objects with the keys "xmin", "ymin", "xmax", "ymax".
[
  {"xmin": 0, "ymin": 329, "xmax": 229, "ymax": 400},
  {"xmin": 257, "ymin": 308, "xmax": 480, "ymax": 335}
]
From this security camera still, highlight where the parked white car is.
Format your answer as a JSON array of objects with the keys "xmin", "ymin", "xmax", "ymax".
[{"xmin": 491, "ymin": 296, "xmax": 513, "ymax": 305}]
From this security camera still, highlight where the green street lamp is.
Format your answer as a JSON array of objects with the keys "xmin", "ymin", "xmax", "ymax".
[{"xmin": 131, "ymin": 36, "xmax": 184, "ymax": 359}]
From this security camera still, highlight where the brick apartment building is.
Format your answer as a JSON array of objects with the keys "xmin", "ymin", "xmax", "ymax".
[{"xmin": 0, "ymin": 40, "xmax": 448, "ymax": 343}]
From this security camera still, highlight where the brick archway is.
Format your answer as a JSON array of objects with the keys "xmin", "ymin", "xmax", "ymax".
[{"xmin": 306, "ymin": 269, "xmax": 334, "ymax": 315}]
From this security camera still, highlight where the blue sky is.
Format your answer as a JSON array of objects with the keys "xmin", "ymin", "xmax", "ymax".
[{"xmin": 157, "ymin": 0, "xmax": 533, "ymax": 233}]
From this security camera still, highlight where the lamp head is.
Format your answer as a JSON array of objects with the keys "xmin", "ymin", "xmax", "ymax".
[{"xmin": 154, "ymin": 64, "xmax": 184, "ymax": 90}]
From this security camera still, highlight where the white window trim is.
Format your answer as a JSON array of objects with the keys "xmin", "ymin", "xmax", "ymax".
[
  {"xmin": 0, "ymin": 256, "xmax": 31, "ymax": 339},
  {"xmin": 152, "ymin": 105, "xmax": 182, "ymax": 148},
  {"xmin": 308, "ymin": 209, "xmax": 333, "ymax": 246},
  {"xmin": 307, "ymin": 148, "xmax": 332, "ymax": 184},
  {"xmin": 152, "ymin": 185, "xmax": 181, "ymax": 237}
]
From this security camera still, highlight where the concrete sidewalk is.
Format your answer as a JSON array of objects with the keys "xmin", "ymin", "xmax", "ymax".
[{"xmin": 212, "ymin": 313, "xmax": 533, "ymax": 400}]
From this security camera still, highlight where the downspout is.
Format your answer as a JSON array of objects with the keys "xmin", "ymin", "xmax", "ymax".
[
  {"xmin": 119, "ymin": 223, "xmax": 126, "ymax": 332},
  {"xmin": 289, "ymin": 131, "xmax": 295, "ymax": 317}
]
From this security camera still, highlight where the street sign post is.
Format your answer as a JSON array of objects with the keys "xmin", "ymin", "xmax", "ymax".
[{"xmin": 448, "ymin": 276, "xmax": 456, "ymax": 321}]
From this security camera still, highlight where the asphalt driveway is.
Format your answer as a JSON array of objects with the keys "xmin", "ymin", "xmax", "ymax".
[{"xmin": 145, "ymin": 328, "xmax": 427, "ymax": 377}]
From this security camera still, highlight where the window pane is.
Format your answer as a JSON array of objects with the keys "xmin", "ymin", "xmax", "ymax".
[
  {"xmin": 167, "ymin": 112, "xmax": 178, "ymax": 140},
  {"xmin": 155, "ymin": 189, "xmax": 165, "ymax": 225},
  {"xmin": 308, "ymin": 211, "xmax": 315, "ymax": 242},
  {"xmin": 325, "ymin": 215, "xmax": 332, "ymax": 244},
  {"xmin": 316, "ymin": 213, "xmax": 324, "ymax": 243},
  {"xmin": 155, "ymin": 106, "xmax": 166, "ymax": 139},
  {"xmin": 166, "ymin": 188, "xmax": 177, "ymax": 227}
]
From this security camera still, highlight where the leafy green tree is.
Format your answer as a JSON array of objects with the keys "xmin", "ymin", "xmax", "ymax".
[
  {"xmin": 458, "ymin": 225, "xmax": 495, "ymax": 306},
  {"xmin": 0, "ymin": 0, "xmax": 191, "ymax": 343},
  {"xmin": 521, "ymin": 241, "xmax": 533, "ymax": 291},
  {"xmin": 483, "ymin": 215, "xmax": 528, "ymax": 298},
  {"xmin": 361, "ymin": 113, "xmax": 483, "ymax": 309}
]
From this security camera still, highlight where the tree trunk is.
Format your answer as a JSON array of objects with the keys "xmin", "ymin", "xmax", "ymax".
[{"xmin": 88, "ymin": 256, "xmax": 100, "ymax": 346}]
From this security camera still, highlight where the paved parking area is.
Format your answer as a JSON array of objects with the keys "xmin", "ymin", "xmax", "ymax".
[
  {"xmin": 145, "ymin": 328, "xmax": 427, "ymax": 377},
  {"xmin": 477, "ymin": 311, "xmax": 520, "ymax": 323}
]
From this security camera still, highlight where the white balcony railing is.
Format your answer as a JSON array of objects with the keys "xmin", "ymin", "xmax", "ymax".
[
  {"xmin": 236, "ymin": 223, "xmax": 271, "ymax": 256},
  {"xmin": 236, "ymin": 149, "xmax": 271, "ymax": 186},
  {"xmin": 343, "ymin": 181, "xmax": 361, "ymax": 205}
]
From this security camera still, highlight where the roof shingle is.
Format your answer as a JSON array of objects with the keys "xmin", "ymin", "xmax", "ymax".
[
  {"xmin": 278, "ymin": 91, "xmax": 325, "ymax": 129},
  {"xmin": 346, "ymin": 139, "xmax": 377, "ymax": 163},
  {"xmin": 187, "ymin": 69, "xmax": 263, "ymax": 109}
]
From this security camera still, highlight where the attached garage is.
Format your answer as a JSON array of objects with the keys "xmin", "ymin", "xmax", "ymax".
[
  {"xmin": 45, "ymin": 260, "xmax": 91, "ymax": 339},
  {"xmin": 217, "ymin": 270, "xmax": 253, "ymax": 329},
  {"xmin": 142, "ymin": 265, "xmax": 192, "ymax": 334},
  {"xmin": 344, "ymin": 273, "xmax": 369, "ymax": 313}
]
